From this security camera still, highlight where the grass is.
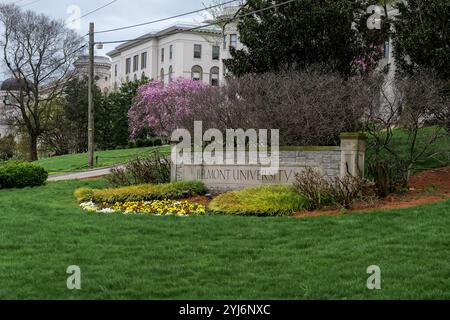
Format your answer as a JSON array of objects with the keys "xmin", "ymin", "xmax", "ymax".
[
  {"xmin": 367, "ymin": 126, "xmax": 450, "ymax": 172},
  {"xmin": 209, "ymin": 185, "xmax": 307, "ymax": 216},
  {"xmin": 0, "ymin": 179, "xmax": 449, "ymax": 299},
  {"xmin": 34, "ymin": 146, "xmax": 170, "ymax": 175}
]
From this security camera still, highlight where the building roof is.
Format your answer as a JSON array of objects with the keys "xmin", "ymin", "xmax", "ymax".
[
  {"xmin": 0, "ymin": 77, "xmax": 33, "ymax": 91},
  {"xmin": 74, "ymin": 55, "xmax": 111, "ymax": 69},
  {"xmin": 106, "ymin": 23, "xmax": 222, "ymax": 57}
]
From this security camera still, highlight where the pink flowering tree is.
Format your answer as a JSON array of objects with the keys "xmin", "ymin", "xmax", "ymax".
[{"xmin": 128, "ymin": 78, "xmax": 207, "ymax": 138}]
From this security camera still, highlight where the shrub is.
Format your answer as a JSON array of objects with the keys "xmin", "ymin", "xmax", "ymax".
[
  {"xmin": 292, "ymin": 168, "xmax": 332, "ymax": 210},
  {"xmin": 74, "ymin": 181, "xmax": 207, "ymax": 204},
  {"xmin": 106, "ymin": 151, "xmax": 171, "ymax": 187},
  {"xmin": 152, "ymin": 138, "xmax": 163, "ymax": 146},
  {"xmin": 367, "ymin": 159, "xmax": 409, "ymax": 197},
  {"xmin": 293, "ymin": 168, "xmax": 375, "ymax": 210},
  {"xmin": 327, "ymin": 175, "xmax": 377, "ymax": 209},
  {"xmin": 208, "ymin": 185, "xmax": 308, "ymax": 216},
  {"xmin": 0, "ymin": 135, "xmax": 16, "ymax": 161},
  {"xmin": 135, "ymin": 138, "xmax": 144, "ymax": 148},
  {"xmin": 0, "ymin": 161, "xmax": 48, "ymax": 189}
]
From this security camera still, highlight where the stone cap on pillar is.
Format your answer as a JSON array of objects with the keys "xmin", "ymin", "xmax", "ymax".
[
  {"xmin": 339, "ymin": 132, "xmax": 368, "ymax": 140},
  {"xmin": 340, "ymin": 132, "xmax": 367, "ymax": 153}
]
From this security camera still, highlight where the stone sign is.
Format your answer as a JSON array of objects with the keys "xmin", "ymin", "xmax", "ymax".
[
  {"xmin": 183, "ymin": 164, "xmax": 321, "ymax": 191},
  {"xmin": 171, "ymin": 133, "xmax": 367, "ymax": 192}
]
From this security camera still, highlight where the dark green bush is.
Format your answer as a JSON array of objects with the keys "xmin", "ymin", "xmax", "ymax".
[
  {"xmin": 0, "ymin": 161, "xmax": 48, "ymax": 189},
  {"xmin": 153, "ymin": 138, "xmax": 163, "ymax": 147},
  {"xmin": 135, "ymin": 138, "xmax": 144, "ymax": 148},
  {"xmin": 143, "ymin": 139, "xmax": 154, "ymax": 147}
]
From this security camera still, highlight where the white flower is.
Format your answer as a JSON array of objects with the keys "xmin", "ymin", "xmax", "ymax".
[
  {"xmin": 98, "ymin": 208, "xmax": 115, "ymax": 214},
  {"xmin": 80, "ymin": 202, "xmax": 98, "ymax": 212}
]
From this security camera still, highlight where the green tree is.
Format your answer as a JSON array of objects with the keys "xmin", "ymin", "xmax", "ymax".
[
  {"xmin": 63, "ymin": 77, "xmax": 103, "ymax": 153},
  {"xmin": 97, "ymin": 77, "xmax": 150, "ymax": 150},
  {"xmin": 224, "ymin": 0, "xmax": 379, "ymax": 77},
  {"xmin": 39, "ymin": 97, "xmax": 76, "ymax": 156},
  {"xmin": 393, "ymin": 0, "xmax": 450, "ymax": 79}
]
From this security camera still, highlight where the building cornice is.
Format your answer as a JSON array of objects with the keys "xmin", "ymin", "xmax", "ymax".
[{"xmin": 106, "ymin": 24, "xmax": 221, "ymax": 57}]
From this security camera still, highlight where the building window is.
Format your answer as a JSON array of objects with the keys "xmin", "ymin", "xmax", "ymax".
[
  {"xmin": 125, "ymin": 58, "xmax": 131, "ymax": 74},
  {"xmin": 133, "ymin": 55, "xmax": 139, "ymax": 72},
  {"xmin": 210, "ymin": 67, "xmax": 219, "ymax": 86},
  {"xmin": 126, "ymin": 75, "xmax": 129, "ymax": 82},
  {"xmin": 160, "ymin": 68, "xmax": 164, "ymax": 84},
  {"xmin": 169, "ymin": 45, "xmax": 173, "ymax": 60},
  {"xmin": 114, "ymin": 82, "xmax": 117, "ymax": 90},
  {"xmin": 191, "ymin": 65, "xmax": 203, "ymax": 81},
  {"xmin": 133, "ymin": 74, "xmax": 137, "ymax": 81},
  {"xmin": 223, "ymin": 35, "xmax": 227, "ymax": 50},
  {"xmin": 384, "ymin": 41, "xmax": 390, "ymax": 59},
  {"xmin": 141, "ymin": 52, "xmax": 147, "ymax": 69},
  {"xmin": 161, "ymin": 48, "xmax": 165, "ymax": 62},
  {"xmin": 114, "ymin": 64, "xmax": 118, "ymax": 77},
  {"xmin": 222, "ymin": 60, "xmax": 228, "ymax": 76},
  {"xmin": 194, "ymin": 44, "xmax": 202, "ymax": 59},
  {"xmin": 212, "ymin": 45, "xmax": 220, "ymax": 60},
  {"xmin": 230, "ymin": 34, "xmax": 237, "ymax": 49},
  {"xmin": 169, "ymin": 66, "xmax": 173, "ymax": 82}
]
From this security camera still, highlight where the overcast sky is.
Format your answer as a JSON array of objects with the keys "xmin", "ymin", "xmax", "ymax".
[{"xmin": 3, "ymin": 0, "xmax": 219, "ymax": 56}]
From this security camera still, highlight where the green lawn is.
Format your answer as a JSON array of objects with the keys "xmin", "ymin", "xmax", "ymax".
[
  {"xmin": 0, "ymin": 179, "xmax": 448, "ymax": 299},
  {"xmin": 34, "ymin": 146, "xmax": 170, "ymax": 175},
  {"xmin": 367, "ymin": 126, "xmax": 450, "ymax": 172}
]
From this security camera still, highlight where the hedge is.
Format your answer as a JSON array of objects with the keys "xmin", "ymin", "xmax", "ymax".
[
  {"xmin": 208, "ymin": 185, "xmax": 308, "ymax": 216},
  {"xmin": 0, "ymin": 161, "xmax": 48, "ymax": 189},
  {"xmin": 75, "ymin": 181, "xmax": 207, "ymax": 204}
]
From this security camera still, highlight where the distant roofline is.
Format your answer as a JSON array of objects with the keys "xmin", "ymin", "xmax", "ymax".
[{"xmin": 106, "ymin": 23, "xmax": 221, "ymax": 57}]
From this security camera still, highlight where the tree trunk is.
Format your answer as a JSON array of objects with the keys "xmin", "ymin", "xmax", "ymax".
[{"xmin": 29, "ymin": 133, "xmax": 38, "ymax": 161}]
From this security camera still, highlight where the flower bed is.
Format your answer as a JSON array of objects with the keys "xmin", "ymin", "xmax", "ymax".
[{"xmin": 80, "ymin": 200, "xmax": 206, "ymax": 217}]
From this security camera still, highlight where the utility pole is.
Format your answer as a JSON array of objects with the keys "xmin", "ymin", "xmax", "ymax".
[{"xmin": 88, "ymin": 22, "xmax": 95, "ymax": 168}]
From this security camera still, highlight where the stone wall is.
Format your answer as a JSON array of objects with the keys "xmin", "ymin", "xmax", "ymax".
[{"xmin": 171, "ymin": 133, "xmax": 366, "ymax": 193}]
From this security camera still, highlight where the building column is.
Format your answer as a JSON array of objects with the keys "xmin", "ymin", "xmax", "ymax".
[
  {"xmin": 340, "ymin": 132, "xmax": 367, "ymax": 178},
  {"xmin": 170, "ymin": 142, "xmax": 178, "ymax": 182}
]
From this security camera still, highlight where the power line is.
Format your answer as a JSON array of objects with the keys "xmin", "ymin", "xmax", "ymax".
[
  {"xmin": 19, "ymin": 0, "xmax": 43, "ymax": 8},
  {"xmin": 97, "ymin": 0, "xmax": 298, "ymax": 45},
  {"xmin": 95, "ymin": 0, "xmax": 240, "ymax": 34},
  {"xmin": 66, "ymin": 0, "xmax": 120, "ymax": 25}
]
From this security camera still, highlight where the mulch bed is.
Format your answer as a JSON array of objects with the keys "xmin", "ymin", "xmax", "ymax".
[{"xmin": 292, "ymin": 166, "xmax": 450, "ymax": 218}]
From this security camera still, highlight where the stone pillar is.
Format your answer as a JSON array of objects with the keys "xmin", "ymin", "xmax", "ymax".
[
  {"xmin": 340, "ymin": 132, "xmax": 367, "ymax": 178},
  {"xmin": 170, "ymin": 142, "xmax": 178, "ymax": 182}
]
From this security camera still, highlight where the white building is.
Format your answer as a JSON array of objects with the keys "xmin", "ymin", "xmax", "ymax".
[
  {"xmin": 107, "ymin": 24, "xmax": 224, "ymax": 89},
  {"xmin": 74, "ymin": 55, "xmax": 112, "ymax": 93},
  {"xmin": 0, "ymin": 78, "xmax": 30, "ymax": 138},
  {"xmin": 216, "ymin": 5, "xmax": 245, "ymax": 81}
]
